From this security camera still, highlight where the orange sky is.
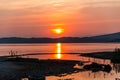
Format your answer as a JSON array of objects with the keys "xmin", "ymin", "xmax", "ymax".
[{"xmin": 0, "ymin": 0, "xmax": 120, "ymax": 37}]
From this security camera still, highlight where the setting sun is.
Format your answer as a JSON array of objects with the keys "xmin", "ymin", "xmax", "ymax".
[{"xmin": 52, "ymin": 28, "xmax": 64, "ymax": 34}]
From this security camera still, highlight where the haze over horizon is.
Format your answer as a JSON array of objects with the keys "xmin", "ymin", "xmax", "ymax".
[{"xmin": 0, "ymin": 0, "xmax": 120, "ymax": 38}]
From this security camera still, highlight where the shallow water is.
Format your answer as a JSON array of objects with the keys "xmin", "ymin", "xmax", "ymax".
[{"xmin": 0, "ymin": 43, "xmax": 120, "ymax": 80}]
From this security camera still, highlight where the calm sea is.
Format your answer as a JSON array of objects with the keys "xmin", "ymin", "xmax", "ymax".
[
  {"xmin": 0, "ymin": 43, "xmax": 120, "ymax": 55},
  {"xmin": 0, "ymin": 43, "xmax": 120, "ymax": 80}
]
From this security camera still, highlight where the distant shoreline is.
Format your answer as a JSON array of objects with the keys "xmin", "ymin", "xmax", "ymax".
[
  {"xmin": 0, "ymin": 42, "xmax": 120, "ymax": 44},
  {"xmin": 0, "ymin": 32, "xmax": 120, "ymax": 43}
]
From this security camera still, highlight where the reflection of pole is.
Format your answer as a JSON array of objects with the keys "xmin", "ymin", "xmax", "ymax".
[
  {"xmin": 104, "ymin": 59, "xmax": 105, "ymax": 64},
  {"xmin": 94, "ymin": 58, "xmax": 95, "ymax": 62},
  {"xmin": 94, "ymin": 73, "xmax": 96, "ymax": 78},
  {"xmin": 88, "ymin": 57, "xmax": 90, "ymax": 62},
  {"xmin": 88, "ymin": 72, "xmax": 91, "ymax": 77},
  {"xmin": 104, "ymin": 73, "xmax": 106, "ymax": 78}
]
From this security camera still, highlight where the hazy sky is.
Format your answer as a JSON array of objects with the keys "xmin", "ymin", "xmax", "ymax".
[{"xmin": 0, "ymin": 0, "xmax": 120, "ymax": 37}]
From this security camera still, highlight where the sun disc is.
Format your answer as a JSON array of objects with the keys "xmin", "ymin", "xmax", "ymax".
[{"xmin": 52, "ymin": 28, "xmax": 64, "ymax": 34}]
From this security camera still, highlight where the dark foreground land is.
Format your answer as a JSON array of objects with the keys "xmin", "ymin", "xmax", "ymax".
[{"xmin": 0, "ymin": 57, "xmax": 84, "ymax": 80}]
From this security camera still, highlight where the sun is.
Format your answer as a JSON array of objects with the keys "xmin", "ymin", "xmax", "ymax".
[
  {"xmin": 52, "ymin": 28, "xmax": 64, "ymax": 34},
  {"xmin": 54, "ymin": 29, "xmax": 63, "ymax": 34}
]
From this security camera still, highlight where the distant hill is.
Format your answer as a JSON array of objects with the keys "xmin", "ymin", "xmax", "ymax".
[{"xmin": 0, "ymin": 32, "xmax": 120, "ymax": 43}]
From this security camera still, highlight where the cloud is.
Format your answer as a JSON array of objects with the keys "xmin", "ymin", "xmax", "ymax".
[{"xmin": 85, "ymin": 0, "xmax": 120, "ymax": 6}]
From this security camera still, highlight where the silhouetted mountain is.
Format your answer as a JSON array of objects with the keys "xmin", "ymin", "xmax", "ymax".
[
  {"xmin": 79, "ymin": 32, "xmax": 120, "ymax": 42},
  {"xmin": 87, "ymin": 32, "xmax": 120, "ymax": 42},
  {"xmin": 0, "ymin": 32, "xmax": 120, "ymax": 43}
]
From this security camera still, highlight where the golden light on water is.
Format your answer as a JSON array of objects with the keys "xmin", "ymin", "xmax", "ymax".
[
  {"xmin": 55, "ymin": 43, "xmax": 62, "ymax": 59},
  {"xmin": 57, "ymin": 43, "xmax": 61, "ymax": 53},
  {"xmin": 57, "ymin": 53, "xmax": 61, "ymax": 59}
]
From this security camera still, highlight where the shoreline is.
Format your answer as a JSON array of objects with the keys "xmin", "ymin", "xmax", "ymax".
[{"xmin": 80, "ymin": 51, "xmax": 114, "ymax": 59}]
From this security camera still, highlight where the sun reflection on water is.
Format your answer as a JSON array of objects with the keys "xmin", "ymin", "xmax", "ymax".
[{"xmin": 55, "ymin": 43, "xmax": 62, "ymax": 59}]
